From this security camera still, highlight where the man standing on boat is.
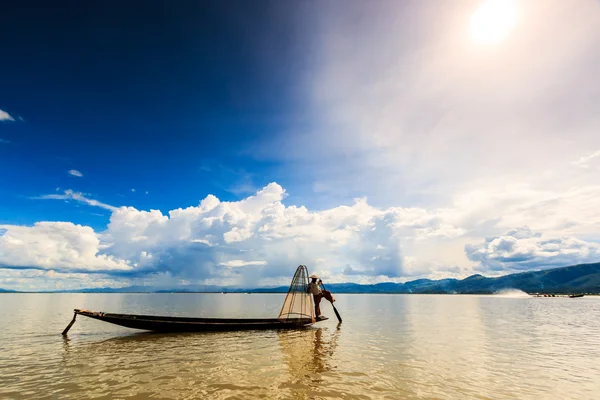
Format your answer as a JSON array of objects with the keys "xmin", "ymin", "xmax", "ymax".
[{"xmin": 307, "ymin": 274, "xmax": 335, "ymax": 318}]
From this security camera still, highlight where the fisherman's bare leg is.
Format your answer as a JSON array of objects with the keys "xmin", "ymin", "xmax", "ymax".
[
  {"xmin": 322, "ymin": 290, "xmax": 335, "ymax": 303},
  {"xmin": 314, "ymin": 293, "xmax": 323, "ymax": 316}
]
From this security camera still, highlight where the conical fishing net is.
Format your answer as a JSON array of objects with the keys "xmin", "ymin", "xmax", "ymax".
[{"xmin": 278, "ymin": 265, "xmax": 315, "ymax": 322}]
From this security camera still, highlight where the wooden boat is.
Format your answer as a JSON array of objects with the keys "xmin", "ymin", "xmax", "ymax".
[
  {"xmin": 62, "ymin": 265, "xmax": 329, "ymax": 335},
  {"xmin": 569, "ymin": 294, "xmax": 585, "ymax": 298},
  {"xmin": 66, "ymin": 309, "xmax": 315, "ymax": 332}
]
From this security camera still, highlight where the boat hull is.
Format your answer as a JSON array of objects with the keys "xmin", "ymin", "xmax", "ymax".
[{"xmin": 74, "ymin": 309, "xmax": 314, "ymax": 332}]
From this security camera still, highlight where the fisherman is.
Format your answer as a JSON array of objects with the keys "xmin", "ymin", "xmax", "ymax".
[{"xmin": 307, "ymin": 274, "xmax": 335, "ymax": 318}]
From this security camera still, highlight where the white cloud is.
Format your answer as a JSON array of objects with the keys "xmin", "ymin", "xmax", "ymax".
[
  {"xmin": 452, "ymin": 183, "xmax": 600, "ymax": 238},
  {"xmin": 68, "ymin": 169, "xmax": 83, "ymax": 177},
  {"xmin": 1, "ymin": 183, "xmax": 468, "ymax": 289},
  {"xmin": 0, "ymin": 109, "xmax": 15, "ymax": 122},
  {"xmin": 37, "ymin": 189, "xmax": 117, "ymax": 211},
  {"xmin": 0, "ymin": 268, "xmax": 128, "ymax": 292},
  {"xmin": 465, "ymin": 226, "xmax": 600, "ymax": 274},
  {"xmin": 2, "ymin": 182, "xmax": 600, "ymax": 289},
  {"xmin": 573, "ymin": 150, "xmax": 600, "ymax": 168},
  {"xmin": 145, "ymin": 191, "xmax": 149, "ymax": 195},
  {"xmin": 131, "ymin": 188, "xmax": 136, "ymax": 192},
  {"xmin": 0, "ymin": 222, "xmax": 132, "ymax": 272},
  {"xmin": 219, "ymin": 260, "xmax": 268, "ymax": 268}
]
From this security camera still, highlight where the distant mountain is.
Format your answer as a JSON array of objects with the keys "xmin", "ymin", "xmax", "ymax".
[
  {"xmin": 2, "ymin": 262, "xmax": 599, "ymax": 294},
  {"xmin": 0, "ymin": 288, "xmax": 18, "ymax": 293},
  {"xmin": 249, "ymin": 262, "xmax": 600, "ymax": 294}
]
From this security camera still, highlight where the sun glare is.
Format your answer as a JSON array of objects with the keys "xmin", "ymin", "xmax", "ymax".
[{"xmin": 470, "ymin": 0, "xmax": 517, "ymax": 44}]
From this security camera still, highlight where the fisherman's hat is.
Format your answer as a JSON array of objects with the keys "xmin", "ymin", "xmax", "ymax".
[{"xmin": 309, "ymin": 274, "xmax": 319, "ymax": 279}]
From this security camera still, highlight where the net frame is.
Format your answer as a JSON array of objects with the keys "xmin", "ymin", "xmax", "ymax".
[{"xmin": 278, "ymin": 265, "xmax": 315, "ymax": 322}]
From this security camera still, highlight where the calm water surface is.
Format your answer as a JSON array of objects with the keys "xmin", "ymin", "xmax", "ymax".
[{"xmin": 1, "ymin": 293, "xmax": 599, "ymax": 399}]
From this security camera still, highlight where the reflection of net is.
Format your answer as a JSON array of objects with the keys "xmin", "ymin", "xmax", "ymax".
[{"xmin": 278, "ymin": 265, "xmax": 315, "ymax": 322}]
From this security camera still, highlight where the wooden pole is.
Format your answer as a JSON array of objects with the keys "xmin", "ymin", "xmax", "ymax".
[
  {"xmin": 62, "ymin": 312, "xmax": 77, "ymax": 336},
  {"xmin": 321, "ymin": 283, "xmax": 342, "ymax": 323}
]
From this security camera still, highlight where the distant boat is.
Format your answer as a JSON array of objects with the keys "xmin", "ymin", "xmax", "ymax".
[
  {"xmin": 62, "ymin": 265, "xmax": 324, "ymax": 334},
  {"xmin": 569, "ymin": 294, "xmax": 584, "ymax": 298}
]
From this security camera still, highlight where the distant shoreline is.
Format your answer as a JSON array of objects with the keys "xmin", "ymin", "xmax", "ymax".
[{"xmin": 2, "ymin": 261, "xmax": 599, "ymax": 295}]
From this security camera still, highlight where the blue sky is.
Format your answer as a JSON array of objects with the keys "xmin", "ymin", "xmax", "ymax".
[
  {"xmin": 0, "ymin": 1, "xmax": 311, "ymax": 229},
  {"xmin": 1, "ymin": 0, "xmax": 600, "ymax": 290}
]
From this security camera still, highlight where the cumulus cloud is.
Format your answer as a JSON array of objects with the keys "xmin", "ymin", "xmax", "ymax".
[
  {"xmin": 3, "ymin": 183, "xmax": 599, "ymax": 290},
  {"xmin": 1, "ymin": 183, "xmax": 466, "ymax": 289},
  {"xmin": 0, "ymin": 109, "xmax": 15, "ymax": 122},
  {"xmin": 68, "ymin": 169, "xmax": 83, "ymax": 177},
  {"xmin": 465, "ymin": 226, "xmax": 600, "ymax": 273},
  {"xmin": 36, "ymin": 189, "xmax": 117, "ymax": 211},
  {"xmin": 0, "ymin": 222, "xmax": 132, "ymax": 272}
]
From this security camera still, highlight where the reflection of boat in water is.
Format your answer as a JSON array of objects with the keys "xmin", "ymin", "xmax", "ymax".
[
  {"xmin": 569, "ymin": 294, "xmax": 585, "ymax": 298},
  {"xmin": 62, "ymin": 265, "xmax": 322, "ymax": 334}
]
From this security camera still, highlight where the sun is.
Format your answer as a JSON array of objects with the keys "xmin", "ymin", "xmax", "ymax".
[{"xmin": 470, "ymin": 0, "xmax": 517, "ymax": 44}]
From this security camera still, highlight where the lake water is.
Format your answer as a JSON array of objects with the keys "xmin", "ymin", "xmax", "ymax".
[{"xmin": 1, "ymin": 293, "xmax": 599, "ymax": 399}]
